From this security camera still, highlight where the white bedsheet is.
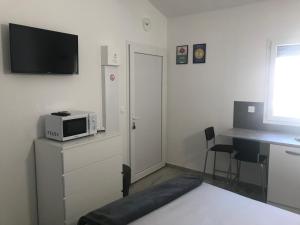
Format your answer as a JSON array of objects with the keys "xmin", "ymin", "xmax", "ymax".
[{"xmin": 130, "ymin": 183, "xmax": 300, "ymax": 225}]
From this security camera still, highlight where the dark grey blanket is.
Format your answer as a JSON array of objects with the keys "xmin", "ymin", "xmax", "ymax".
[{"xmin": 77, "ymin": 174, "xmax": 203, "ymax": 225}]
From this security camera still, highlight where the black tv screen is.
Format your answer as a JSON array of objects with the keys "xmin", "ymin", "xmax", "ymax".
[{"xmin": 9, "ymin": 23, "xmax": 78, "ymax": 74}]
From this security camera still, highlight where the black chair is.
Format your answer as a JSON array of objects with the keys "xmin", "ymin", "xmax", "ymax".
[
  {"xmin": 203, "ymin": 127, "xmax": 234, "ymax": 182},
  {"xmin": 233, "ymin": 139, "xmax": 268, "ymax": 199},
  {"xmin": 122, "ymin": 164, "xmax": 131, "ymax": 197}
]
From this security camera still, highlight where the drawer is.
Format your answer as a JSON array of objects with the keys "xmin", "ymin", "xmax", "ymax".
[
  {"xmin": 63, "ymin": 155, "xmax": 122, "ymax": 197},
  {"xmin": 64, "ymin": 188, "xmax": 122, "ymax": 222},
  {"xmin": 268, "ymin": 144, "xmax": 300, "ymax": 209},
  {"xmin": 63, "ymin": 136, "xmax": 122, "ymax": 173}
]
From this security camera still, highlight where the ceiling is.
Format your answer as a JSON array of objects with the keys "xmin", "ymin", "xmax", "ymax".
[{"xmin": 149, "ymin": 0, "xmax": 267, "ymax": 17}]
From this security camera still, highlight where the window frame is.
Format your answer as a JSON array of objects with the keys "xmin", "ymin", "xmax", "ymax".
[{"xmin": 264, "ymin": 39, "xmax": 300, "ymax": 127}]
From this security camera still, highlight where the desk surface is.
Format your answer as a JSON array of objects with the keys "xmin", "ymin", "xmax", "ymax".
[{"xmin": 221, "ymin": 128, "xmax": 300, "ymax": 148}]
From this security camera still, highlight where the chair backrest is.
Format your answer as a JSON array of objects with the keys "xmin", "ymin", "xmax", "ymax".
[
  {"xmin": 205, "ymin": 127, "xmax": 215, "ymax": 141},
  {"xmin": 233, "ymin": 138, "xmax": 260, "ymax": 162},
  {"xmin": 204, "ymin": 127, "xmax": 216, "ymax": 149}
]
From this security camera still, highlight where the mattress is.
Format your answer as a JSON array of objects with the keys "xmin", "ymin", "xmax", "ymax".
[{"xmin": 130, "ymin": 183, "xmax": 300, "ymax": 225}]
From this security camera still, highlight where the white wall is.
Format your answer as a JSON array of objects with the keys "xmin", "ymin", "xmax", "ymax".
[
  {"xmin": 0, "ymin": 1, "xmax": 167, "ymax": 225},
  {"xmin": 167, "ymin": 0, "xmax": 300, "ymax": 184}
]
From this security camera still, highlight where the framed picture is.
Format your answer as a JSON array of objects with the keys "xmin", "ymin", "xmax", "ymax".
[
  {"xmin": 193, "ymin": 44, "xmax": 206, "ymax": 64},
  {"xmin": 176, "ymin": 45, "xmax": 188, "ymax": 64}
]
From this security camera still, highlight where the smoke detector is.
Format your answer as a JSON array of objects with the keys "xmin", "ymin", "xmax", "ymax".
[{"xmin": 142, "ymin": 18, "xmax": 151, "ymax": 32}]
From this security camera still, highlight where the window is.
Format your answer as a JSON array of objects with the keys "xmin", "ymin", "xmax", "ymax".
[{"xmin": 265, "ymin": 41, "xmax": 300, "ymax": 126}]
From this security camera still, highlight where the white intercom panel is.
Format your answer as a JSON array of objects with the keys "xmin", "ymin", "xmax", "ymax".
[
  {"xmin": 101, "ymin": 45, "xmax": 120, "ymax": 66},
  {"xmin": 101, "ymin": 66, "xmax": 120, "ymax": 132}
]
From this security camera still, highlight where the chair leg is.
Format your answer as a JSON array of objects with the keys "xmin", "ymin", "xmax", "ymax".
[
  {"xmin": 257, "ymin": 163, "xmax": 262, "ymax": 193},
  {"xmin": 265, "ymin": 157, "xmax": 269, "ymax": 190},
  {"xmin": 203, "ymin": 150, "xmax": 209, "ymax": 177},
  {"xmin": 237, "ymin": 160, "xmax": 241, "ymax": 184},
  {"xmin": 236, "ymin": 160, "xmax": 238, "ymax": 183},
  {"xmin": 213, "ymin": 151, "xmax": 217, "ymax": 179},
  {"xmin": 260, "ymin": 163, "xmax": 266, "ymax": 202},
  {"xmin": 229, "ymin": 153, "xmax": 232, "ymax": 183},
  {"xmin": 265, "ymin": 159, "xmax": 269, "ymax": 200},
  {"xmin": 226, "ymin": 153, "xmax": 232, "ymax": 183}
]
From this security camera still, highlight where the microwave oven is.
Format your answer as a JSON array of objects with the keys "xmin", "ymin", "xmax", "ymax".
[{"xmin": 45, "ymin": 111, "xmax": 97, "ymax": 141}]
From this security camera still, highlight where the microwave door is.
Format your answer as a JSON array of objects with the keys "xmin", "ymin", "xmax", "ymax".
[{"xmin": 63, "ymin": 118, "xmax": 88, "ymax": 140}]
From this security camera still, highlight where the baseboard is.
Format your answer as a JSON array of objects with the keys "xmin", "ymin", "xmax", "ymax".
[{"xmin": 166, "ymin": 163, "xmax": 261, "ymax": 188}]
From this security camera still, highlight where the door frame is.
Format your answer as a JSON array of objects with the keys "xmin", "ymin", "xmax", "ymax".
[{"xmin": 127, "ymin": 42, "xmax": 167, "ymax": 183}]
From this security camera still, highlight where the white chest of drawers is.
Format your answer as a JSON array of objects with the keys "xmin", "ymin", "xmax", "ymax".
[
  {"xmin": 268, "ymin": 144, "xmax": 300, "ymax": 213},
  {"xmin": 35, "ymin": 133, "xmax": 123, "ymax": 225}
]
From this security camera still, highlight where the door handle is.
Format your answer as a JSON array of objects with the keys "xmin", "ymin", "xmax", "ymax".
[
  {"xmin": 132, "ymin": 122, "xmax": 136, "ymax": 130},
  {"xmin": 132, "ymin": 116, "xmax": 141, "ymax": 120},
  {"xmin": 285, "ymin": 150, "xmax": 300, "ymax": 156}
]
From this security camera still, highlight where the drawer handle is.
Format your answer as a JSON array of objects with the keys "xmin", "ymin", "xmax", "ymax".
[{"xmin": 286, "ymin": 150, "xmax": 300, "ymax": 156}]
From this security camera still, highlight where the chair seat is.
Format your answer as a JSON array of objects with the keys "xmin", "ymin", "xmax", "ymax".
[
  {"xmin": 234, "ymin": 153, "xmax": 267, "ymax": 163},
  {"xmin": 210, "ymin": 144, "xmax": 234, "ymax": 153}
]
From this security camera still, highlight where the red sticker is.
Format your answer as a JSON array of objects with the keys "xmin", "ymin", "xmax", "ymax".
[{"xmin": 110, "ymin": 74, "xmax": 115, "ymax": 81}]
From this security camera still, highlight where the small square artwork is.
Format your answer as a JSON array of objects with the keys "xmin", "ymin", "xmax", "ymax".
[
  {"xmin": 193, "ymin": 44, "xmax": 206, "ymax": 64},
  {"xmin": 176, "ymin": 45, "xmax": 188, "ymax": 64}
]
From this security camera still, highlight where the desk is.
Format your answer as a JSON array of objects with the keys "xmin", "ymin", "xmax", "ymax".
[
  {"xmin": 221, "ymin": 128, "xmax": 300, "ymax": 214},
  {"xmin": 221, "ymin": 128, "xmax": 300, "ymax": 148}
]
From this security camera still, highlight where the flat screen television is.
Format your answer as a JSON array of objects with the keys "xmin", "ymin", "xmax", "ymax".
[{"xmin": 9, "ymin": 23, "xmax": 78, "ymax": 74}]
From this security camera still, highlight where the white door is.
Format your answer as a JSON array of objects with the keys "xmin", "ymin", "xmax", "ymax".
[{"xmin": 129, "ymin": 43, "xmax": 167, "ymax": 183}]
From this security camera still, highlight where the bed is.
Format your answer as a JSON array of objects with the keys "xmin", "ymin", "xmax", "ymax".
[
  {"xmin": 130, "ymin": 183, "xmax": 300, "ymax": 225},
  {"xmin": 78, "ymin": 176, "xmax": 300, "ymax": 225}
]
